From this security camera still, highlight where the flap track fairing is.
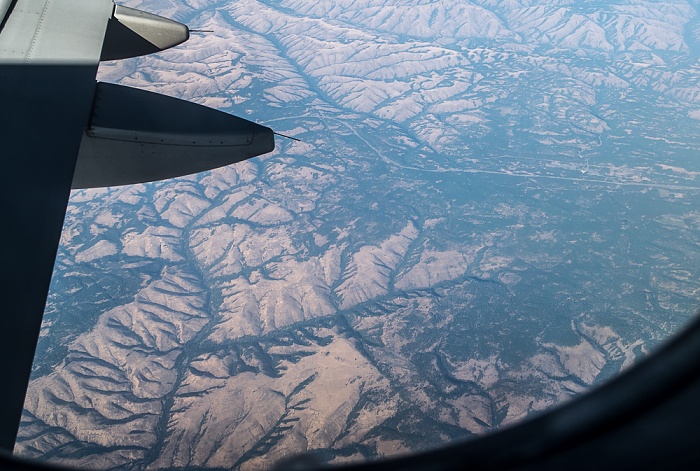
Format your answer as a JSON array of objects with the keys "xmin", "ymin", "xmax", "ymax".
[
  {"xmin": 100, "ymin": 4, "xmax": 189, "ymax": 61},
  {"xmin": 73, "ymin": 82, "xmax": 275, "ymax": 189}
]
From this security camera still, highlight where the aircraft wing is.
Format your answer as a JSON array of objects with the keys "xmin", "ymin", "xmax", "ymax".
[{"xmin": 0, "ymin": 0, "xmax": 273, "ymax": 451}]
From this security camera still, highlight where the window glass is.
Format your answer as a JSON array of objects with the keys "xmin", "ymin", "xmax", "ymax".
[{"xmin": 19, "ymin": 0, "xmax": 700, "ymax": 468}]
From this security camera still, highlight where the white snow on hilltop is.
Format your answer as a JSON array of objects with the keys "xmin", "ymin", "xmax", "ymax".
[{"xmin": 17, "ymin": 0, "xmax": 700, "ymax": 469}]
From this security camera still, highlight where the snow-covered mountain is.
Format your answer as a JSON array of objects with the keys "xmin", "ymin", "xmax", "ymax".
[{"xmin": 16, "ymin": 1, "xmax": 700, "ymax": 469}]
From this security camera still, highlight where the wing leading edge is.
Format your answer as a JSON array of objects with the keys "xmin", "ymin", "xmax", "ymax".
[{"xmin": 0, "ymin": 0, "xmax": 274, "ymax": 451}]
